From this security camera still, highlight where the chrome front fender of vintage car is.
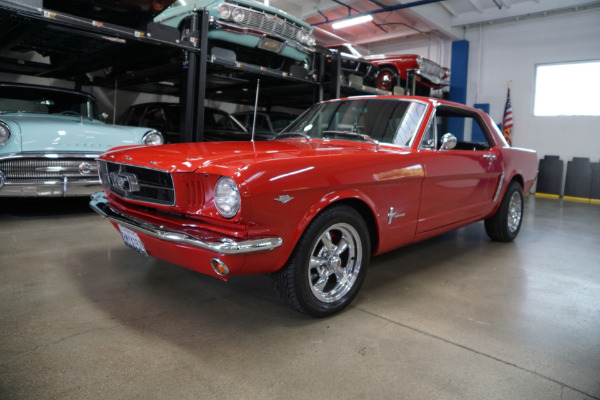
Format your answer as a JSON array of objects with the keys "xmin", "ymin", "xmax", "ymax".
[{"xmin": 90, "ymin": 191, "xmax": 283, "ymax": 255}]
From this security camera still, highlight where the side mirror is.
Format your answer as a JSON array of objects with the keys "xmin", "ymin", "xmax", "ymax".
[{"xmin": 440, "ymin": 133, "xmax": 457, "ymax": 151}]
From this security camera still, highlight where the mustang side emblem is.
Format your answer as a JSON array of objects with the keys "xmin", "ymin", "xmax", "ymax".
[
  {"xmin": 109, "ymin": 172, "xmax": 140, "ymax": 193},
  {"xmin": 275, "ymin": 195, "xmax": 294, "ymax": 204},
  {"xmin": 387, "ymin": 207, "xmax": 405, "ymax": 224}
]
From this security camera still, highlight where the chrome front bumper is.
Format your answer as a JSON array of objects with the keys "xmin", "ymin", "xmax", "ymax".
[
  {"xmin": 0, "ymin": 175, "xmax": 102, "ymax": 197},
  {"xmin": 89, "ymin": 192, "xmax": 283, "ymax": 255}
]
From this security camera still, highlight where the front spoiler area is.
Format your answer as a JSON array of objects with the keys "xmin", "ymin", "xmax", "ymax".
[{"xmin": 89, "ymin": 192, "xmax": 283, "ymax": 255}]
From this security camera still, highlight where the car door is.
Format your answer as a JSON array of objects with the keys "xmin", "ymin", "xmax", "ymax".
[{"xmin": 416, "ymin": 105, "xmax": 503, "ymax": 234}]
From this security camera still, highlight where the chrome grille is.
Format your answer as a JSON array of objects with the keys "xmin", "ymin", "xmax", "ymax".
[
  {"xmin": 228, "ymin": 2, "xmax": 308, "ymax": 43},
  {"xmin": 0, "ymin": 158, "xmax": 98, "ymax": 181},
  {"xmin": 420, "ymin": 59, "xmax": 446, "ymax": 79},
  {"xmin": 98, "ymin": 160, "xmax": 175, "ymax": 206}
]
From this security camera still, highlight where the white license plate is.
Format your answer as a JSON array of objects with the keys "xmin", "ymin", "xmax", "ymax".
[{"xmin": 118, "ymin": 225, "xmax": 147, "ymax": 255}]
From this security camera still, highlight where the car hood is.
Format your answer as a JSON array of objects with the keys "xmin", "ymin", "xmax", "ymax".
[
  {"xmin": 101, "ymin": 139, "xmax": 392, "ymax": 174},
  {"xmin": 1, "ymin": 114, "xmax": 147, "ymax": 153}
]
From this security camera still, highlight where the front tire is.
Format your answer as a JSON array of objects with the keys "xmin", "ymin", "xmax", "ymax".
[
  {"xmin": 485, "ymin": 181, "xmax": 524, "ymax": 242},
  {"xmin": 274, "ymin": 205, "xmax": 370, "ymax": 317}
]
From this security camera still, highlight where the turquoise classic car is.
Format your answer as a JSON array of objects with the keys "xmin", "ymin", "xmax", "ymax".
[
  {"xmin": 0, "ymin": 82, "xmax": 164, "ymax": 197},
  {"xmin": 155, "ymin": 0, "xmax": 315, "ymax": 65}
]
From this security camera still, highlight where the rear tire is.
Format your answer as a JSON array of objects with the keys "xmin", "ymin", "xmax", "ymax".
[
  {"xmin": 485, "ymin": 181, "xmax": 524, "ymax": 242},
  {"xmin": 274, "ymin": 205, "xmax": 370, "ymax": 317}
]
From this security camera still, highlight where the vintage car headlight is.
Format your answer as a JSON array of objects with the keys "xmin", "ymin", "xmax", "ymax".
[
  {"xmin": 306, "ymin": 33, "xmax": 316, "ymax": 46},
  {"xmin": 296, "ymin": 30, "xmax": 308, "ymax": 43},
  {"xmin": 0, "ymin": 121, "xmax": 10, "ymax": 145},
  {"xmin": 217, "ymin": 3, "xmax": 232, "ymax": 20},
  {"xmin": 232, "ymin": 8, "xmax": 245, "ymax": 23},
  {"xmin": 142, "ymin": 130, "xmax": 164, "ymax": 145},
  {"xmin": 214, "ymin": 176, "xmax": 241, "ymax": 219}
]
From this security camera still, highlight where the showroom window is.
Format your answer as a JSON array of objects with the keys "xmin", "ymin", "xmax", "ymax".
[{"xmin": 533, "ymin": 60, "xmax": 600, "ymax": 116}]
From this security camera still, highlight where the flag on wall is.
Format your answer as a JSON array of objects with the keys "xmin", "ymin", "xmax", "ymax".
[{"xmin": 502, "ymin": 84, "xmax": 513, "ymax": 145}]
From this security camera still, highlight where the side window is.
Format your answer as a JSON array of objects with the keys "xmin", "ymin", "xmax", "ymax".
[{"xmin": 420, "ymin": 106, "xmax": 493, "ymax": 151}]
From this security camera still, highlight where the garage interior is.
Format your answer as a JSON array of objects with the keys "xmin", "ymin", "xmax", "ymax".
[{"xmin": 1, "ymin": 0, "xmax": 600, "ymax": 399}]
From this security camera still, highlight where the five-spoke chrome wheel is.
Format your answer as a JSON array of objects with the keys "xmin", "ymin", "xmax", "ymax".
[
  {"xmin": 274, "ymin": 205, "xmax": 370, "ymax": 317},
  {"xmin": 485, "ymin": 181, "xmax": 524, "ymax": 242},
  {"xmin": 308, "ymin": 223, "xmax": 362, "ymax": 303}
]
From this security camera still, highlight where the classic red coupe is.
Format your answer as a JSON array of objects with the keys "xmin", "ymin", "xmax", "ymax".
[
  {"xmin": 90, "ymin": 96, "xmax": 538, "ymax": 317},
  {"xmin": 326, "ymin": 43, "xmax": 450, "ymax": 94}
]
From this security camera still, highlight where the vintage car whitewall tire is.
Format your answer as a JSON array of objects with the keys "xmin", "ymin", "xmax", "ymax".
[
  {"xmin": 485, "ymin": 181, "xmax": 524, "ymax": 242},
  {"xmin": 274, "ymin": 205, "xmax": 370, "ymax": 317}
]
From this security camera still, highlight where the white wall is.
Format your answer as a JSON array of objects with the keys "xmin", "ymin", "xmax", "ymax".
[{"xmin": 465, "ymin": 9, "xmax": 600, "ymax": 162}]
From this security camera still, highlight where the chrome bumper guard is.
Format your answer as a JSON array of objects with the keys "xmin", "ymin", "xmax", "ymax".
[{"xmin": 90, "ymin": 192, "xmax": 283, "ymax": 255}]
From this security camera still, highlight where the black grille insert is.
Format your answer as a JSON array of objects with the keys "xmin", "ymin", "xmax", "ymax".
[{"xmin": 98, "ymin": 160, "xmax": 174, "ymax": 206}]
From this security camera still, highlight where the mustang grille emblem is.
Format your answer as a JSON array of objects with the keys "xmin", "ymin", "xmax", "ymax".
[
  {"xmin": 109, "ymin": 172, "xmax": 140, "ymax": 193},
  {"xmin": 275, "ymin": 195, "xmax": 294, "ymax": 204}
]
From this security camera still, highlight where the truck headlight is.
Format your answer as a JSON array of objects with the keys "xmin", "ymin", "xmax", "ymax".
[
  {"xmin": 142, "ymin": 130, "xmax": 164, "ymax": 145},
  {"xmin": 214, "ymin": 176, "xmax": 240, "ymax": 219},
  {"xmin": 0, "ymin": 121, "xmax": 10, "ymax": 145}
]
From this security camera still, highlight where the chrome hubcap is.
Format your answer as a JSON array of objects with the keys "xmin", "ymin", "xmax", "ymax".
[
  {"xmin": 507, "ymin": 192, "xmax": 522, "ymax": 233},
  {"xmin": 308, "ymin": 223, "xmax": 362, "ymax": 303}
]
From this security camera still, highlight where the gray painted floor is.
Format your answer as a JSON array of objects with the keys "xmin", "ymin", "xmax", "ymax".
[{"xmin": 1, "ymin": 196, "xmax": 599, "ymax": 400}]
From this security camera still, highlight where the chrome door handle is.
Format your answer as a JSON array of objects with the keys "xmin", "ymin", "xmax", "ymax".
[{"xmin": 483, "ymin": 154, "xmax": 497, "ymax": 161}]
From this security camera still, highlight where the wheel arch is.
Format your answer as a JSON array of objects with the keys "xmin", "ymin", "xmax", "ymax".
[{"xmin": 288, "ymin": 191, "xmax": 380, "ymax": 260}]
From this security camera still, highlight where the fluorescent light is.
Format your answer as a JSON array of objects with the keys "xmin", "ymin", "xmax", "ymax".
[{"xmin": 332, "ymin": 15, "xmax": 373, "ymax": 29}]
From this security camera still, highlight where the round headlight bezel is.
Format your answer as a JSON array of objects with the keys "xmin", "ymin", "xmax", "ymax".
[
  {"xmin": 217, "ymin": 3, "xmax": 232, "ymax": 20},
  {"xmin": 296, "ymin": 30, "xmax": 308, "ymax": 43},
  {"xmin": 0, "ymin": 121, "xmax": 11, "ymax": 145},
  {"xmin": 214, "ymin": 176, "xmax": 241, "ymax": 219},
  {"xmin": 232, "ymin": 8, "xmax": 245, "ymax": 23},
  {"xmin": 142, "ymin": 130, "xmax": 164, "ymax": 146}
]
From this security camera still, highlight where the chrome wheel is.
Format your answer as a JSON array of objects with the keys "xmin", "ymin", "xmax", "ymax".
[
  {"xmin": 308, "ymin": 223, "xmax": 362, "ymax": 303},
  {"xmin": 507, "ymin": 191, "xmax": 523, "ymax": 233}
]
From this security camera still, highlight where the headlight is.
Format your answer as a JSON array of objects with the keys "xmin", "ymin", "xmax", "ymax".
[
  {"xmin": 217, "ymin": 3, "xmax": 232, "ymax": 20},
  {"xmin": 306, "ymin": 33, "xmax": 316, "ymax": 46},
  {"xmin": 142, "ymin": 130, "xmax": 164, "ymax": 145},
  {"xmin": 214, "ymin": 176, "xmax": 241, "ymax": 219},
  {"xmin": 0, "ymin": 121, "xmax": 10, "ymax": 145},
  {"xmin": 232, "ymin": 8, "xmax": 245, "ymax": 23},
  {"xmin": 296, "ymin": 30, "xmax": 308, "ymax": 43}
]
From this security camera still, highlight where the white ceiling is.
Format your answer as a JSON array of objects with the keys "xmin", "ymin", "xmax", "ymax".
[{"xmin": 267, "ymin": 0, "xmax": 600, "ymax": 46}]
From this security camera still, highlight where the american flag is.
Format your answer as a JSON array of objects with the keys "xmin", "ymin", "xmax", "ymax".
[{"xmin": 502, "ymin": 86, "xmax": 513, "ymax": 145}]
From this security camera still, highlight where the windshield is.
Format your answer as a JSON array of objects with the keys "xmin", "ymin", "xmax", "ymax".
[
  {"xmin": 278, "ymin": 98, "xmax": 428, "ymax": 147},
  {"xmin": 0, "ymin": 86, "xmax": 99, "ymax": 119}
]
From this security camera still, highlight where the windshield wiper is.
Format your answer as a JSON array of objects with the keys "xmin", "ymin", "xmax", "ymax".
[
  {"xmin": 276, "ymin": 132, "xmax": 311, "ymax": 140},
  {"xmin": 323, "ymin": 131, "xmax": 379, "ymax": 146}
]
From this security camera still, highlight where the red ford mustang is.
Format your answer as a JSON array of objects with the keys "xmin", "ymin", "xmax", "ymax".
[{"xmin": 90, "ymin": 96, "xmax": 538, "ymax": 317}]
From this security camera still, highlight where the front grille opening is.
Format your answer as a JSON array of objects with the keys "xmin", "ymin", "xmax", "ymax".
[{"xmin": 99, "ymin": 160, "xmax": 175, "ymax": 206}]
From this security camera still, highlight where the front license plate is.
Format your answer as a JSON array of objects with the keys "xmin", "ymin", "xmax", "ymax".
[
  {"xmin": 258, "ymin": 37, "xmax": 284, "ymax": 53},
  {"xmin": 118, "ymin": 225, "xmax": 147, "ymax": 255}
]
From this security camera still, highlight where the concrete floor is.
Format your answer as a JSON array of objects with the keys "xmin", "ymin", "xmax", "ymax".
[{"xmin": 0, "ymin": 196, "xmax": 599, "ymax": 400}]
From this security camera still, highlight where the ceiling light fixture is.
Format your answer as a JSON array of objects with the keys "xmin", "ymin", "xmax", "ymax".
[{"xmin": 332, "ymin": 14, "xmax": 373, "ymax": 29}]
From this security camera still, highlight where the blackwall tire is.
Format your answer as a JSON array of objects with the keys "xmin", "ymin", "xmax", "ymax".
[
  {"xmin": 376, "ymin": 67, "xmax": 397, "ymax": 91},
  {"xmin": 485, "ymin": 181, "xmax": 524, "ymax": 242},
  {"xmin": 274, "ymin": 205, "xmax": 370, "ymax": 317}
]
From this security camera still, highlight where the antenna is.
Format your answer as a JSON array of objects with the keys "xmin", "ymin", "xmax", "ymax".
[{"xmin": 251, "ymin": 79, "xmax": 260, "ymax": 142}]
